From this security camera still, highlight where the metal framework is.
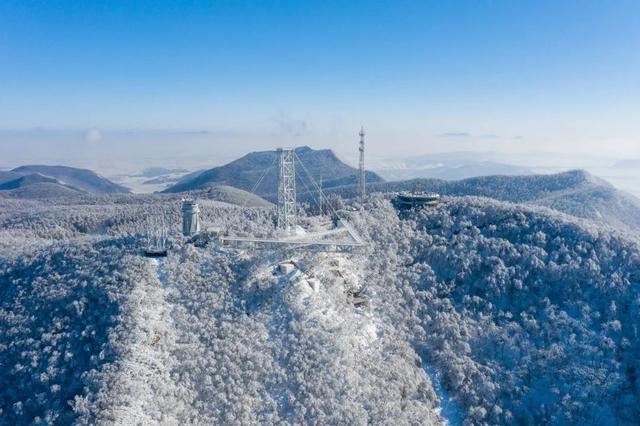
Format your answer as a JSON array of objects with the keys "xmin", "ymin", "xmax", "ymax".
[
  {"xmin": 220, "ymin": 219, "xmax": 366, "ymax": 252},
  {"xmin": 145, "ymin": 215, "xmax": 168, "ymax": 257},
  {"xmin": 358, "ymin": 126, "xmax": 366, "ymax": 202},
  {"xmin": 204, "ymin": 146, "xmax": 368, "ymax": 253},
  {"xmin": 277, "ymin": 148, "xmax": 297, "ymax": 234}
]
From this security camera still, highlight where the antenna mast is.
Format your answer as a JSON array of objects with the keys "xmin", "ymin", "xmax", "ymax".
[
  {"xmin": 358, "ymin": 126, "xmax": 366, "ymax": 202},
  {"xmin": 318, "ymin": 176, "xmax": 323, "ymax": 215}
]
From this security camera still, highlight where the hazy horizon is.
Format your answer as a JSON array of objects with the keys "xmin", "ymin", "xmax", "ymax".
[{"xmin": 1, "ymin": 0, "xmax": 639, "ymax": 169}]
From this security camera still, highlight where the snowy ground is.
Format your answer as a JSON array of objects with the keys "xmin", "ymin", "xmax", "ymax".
[
  {"xmin": 91, "ymin": 257, "xmax": 187, "ymax": 424},
  {"xmin": 84, "ymin": 247, "xmax": 445, "ymax": 424},
  {"xmin": 4, "ymin": 194, "xmax": 639, "ymax": 424}
]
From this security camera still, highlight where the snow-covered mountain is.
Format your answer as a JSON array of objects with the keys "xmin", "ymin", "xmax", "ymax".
[
  {"xmin": 377, "ymin": 160, "xmax": 533, "ymax": 181},
  {"xmin": 1, "ymin": 192, "xmax": 639, "ymax": 424},
  {"xmin": 9, "ymin": 165, "xmax": 130, "ymax": 195},
  {"xmin": 0, "ymin": 182, "xmax": 87, "ymax": 200},
  {"xmin": 325, "ymin": 170, "xmax": 640, "ymax": 232},
  {"xmin": 0, "ymin": 170, "xmax": 22, "ymax": 185},
  {"xmin": 0, "ymin": 172, "xmax": 65, "ymax": 190},
  {"xmin": 162, "ymin": 146, "xmax": 383, "ymax": 198},
  {"xmin": 199, "ymin": 185, "xmax": 273, "ymax": 208}
]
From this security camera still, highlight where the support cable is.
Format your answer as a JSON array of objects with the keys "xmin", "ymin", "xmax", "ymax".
[
  {"xmin": 293, "ymin": 151, "xmax": 341, "ymax": 220},
  {"xmin": 295, "ymin": 165, "xmax": 324, "ymax": 214},
  {"xmin": 240, "ymin": 153, "xmax": 278, "ymax": 211}
]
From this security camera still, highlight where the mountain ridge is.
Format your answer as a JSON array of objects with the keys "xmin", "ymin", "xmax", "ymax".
[
  {"xmin": 8, "ymin": 165, "xmax": 130, "ymax": 195},
  {"xmin": 162, "ymin": 146, "xmax": 384, "ymax": 198},
  {"xmin": 321, "ymin": 169, "xmax": 640, "ymax": 232}
]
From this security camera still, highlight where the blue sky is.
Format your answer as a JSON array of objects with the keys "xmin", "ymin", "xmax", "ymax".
[{"xmin": 1, "ymin": 0, "xmax": 639, "ymax": 166}]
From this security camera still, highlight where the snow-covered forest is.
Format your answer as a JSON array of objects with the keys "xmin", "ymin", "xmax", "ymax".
[{"xmin": 1, "ymin": 193, "xmax": 639, "ymax": 424}]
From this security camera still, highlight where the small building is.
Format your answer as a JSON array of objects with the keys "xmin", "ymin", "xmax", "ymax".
[
  {"xmin": 278, "ymin": 261, "xmax": 296, "ymax": 275},
  {"xmin": 181, "ymin": 199, "xmax": 201, "ymax": 237},
  {"xmin": 393, "ymin": 191, "xmax": 440, "ymax": 210}
]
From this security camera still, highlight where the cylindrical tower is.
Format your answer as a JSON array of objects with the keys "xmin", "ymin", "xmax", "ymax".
[{"xmin": 181, "ymin": 199, "xmax": 201, "ymax": 237}]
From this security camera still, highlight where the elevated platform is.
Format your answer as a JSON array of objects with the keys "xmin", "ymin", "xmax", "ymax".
[
  {"xmin": 394, "ymin": 191, "xmax": 440, "ymax": 210},
  {"xmin": 219, "ymin": 219, "xmax": 366, "ymax": 252}
]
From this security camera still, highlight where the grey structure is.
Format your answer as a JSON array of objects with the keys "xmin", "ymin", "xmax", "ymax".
[
  {"xmin": 393, "ymin": 192, "xmax": 440, "ymax": 210},
  {"xmin": 277, "ymin": 148, "xmax": 297, "ymax": 234},
  {"xmin": 217, "ymin": 147, "xmax": 367, "ymax": 252},
  {"xmin": 181, "ymin": 199, "xmax": 201, "ymax": 236},
  {"xmin": 358, "ymin": 126, "xmax": 366, "ymax": 202}
]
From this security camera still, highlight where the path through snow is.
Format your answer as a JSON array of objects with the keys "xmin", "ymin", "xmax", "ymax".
[
  {"xmin": 92, "ymin": 249, "xmax": 447, "ymax": 424},
  {"xmin": 94, "ymin": 257, "xmax": 187, "ymax": 424}
]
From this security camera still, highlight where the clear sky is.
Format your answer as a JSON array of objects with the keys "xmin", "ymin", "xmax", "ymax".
[{"xmin": 1, "ymin": 0, "xmax": 639, "ymax": 168}]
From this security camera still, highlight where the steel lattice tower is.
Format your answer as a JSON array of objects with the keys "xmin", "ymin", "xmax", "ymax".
[
  {"xmin": 277, "ymin": 148, "xmax": 297, "ymax": 234},
  {"xmin": 358, "ymin": 126, "xmax": 366, "ymax": 201}
]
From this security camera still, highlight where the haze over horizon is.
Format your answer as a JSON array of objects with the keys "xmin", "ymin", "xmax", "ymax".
[{"xmin": 1, "ymin": 1, "xmax": 639, "ymax": 168}]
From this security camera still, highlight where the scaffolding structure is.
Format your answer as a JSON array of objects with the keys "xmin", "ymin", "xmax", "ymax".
[
  {"xmin": 213, "ymin": 147, "xmax": 366, "ymax": 252},
  {"xmin": 277, "ymin": 148, "xmax": 297, "ymax": 235},
  {"xmin": 145, "ymin": 215, "xmax": 168, "ymax": 257}
]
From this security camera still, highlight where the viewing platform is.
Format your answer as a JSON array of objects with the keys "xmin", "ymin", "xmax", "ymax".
[{"xmin": 393, "ymin": 191, "xmax": 441, "ymax": 210}]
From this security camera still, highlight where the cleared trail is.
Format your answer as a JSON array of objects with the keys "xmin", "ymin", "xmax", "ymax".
[{"xmin": 94, "ymin": 257, "xmax": 188, "ymax": 424}]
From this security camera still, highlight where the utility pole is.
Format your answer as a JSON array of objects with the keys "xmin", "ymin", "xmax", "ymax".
[
  {"xmin": 358, "ymin": 126, "xmax": 366, "ymax": 202},
  {"xmin": 277, "ymin": 148, "xmax": 297, "ymax": 234}
]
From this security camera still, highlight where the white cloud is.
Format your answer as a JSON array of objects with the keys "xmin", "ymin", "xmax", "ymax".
[{"xmin": 86, "ymin": 129, "xmax": 102, "ymax": 143}]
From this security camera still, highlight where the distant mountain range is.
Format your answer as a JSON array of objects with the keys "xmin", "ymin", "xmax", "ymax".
[
  {"xmin": 326, "ymin": 169, "xmax": 640, "ymax": 232},
  {"xmin": 3, "ymin": 152, "xmax": 640, "ymax": 234},
  {"xmin": 137, "ymin": 167, "xmax": 190, "ymax": 178},
  {"xmin": 378, "ymin": 161, "xmax": 533, "ymax": 181},
  {"xmin": 374, "ymin": 151, "xmax": 534, "ymax": 181},
  {"xmin": 0, "ymin": 165, "xmax": 130, "ymax": 197},
  {"xmin": 162, "ymin": 146, "xmax": 384, "ymax": 199}
]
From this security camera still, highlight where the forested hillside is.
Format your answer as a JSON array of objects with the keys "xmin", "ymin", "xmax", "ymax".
[
  {"xmin": 351, "ymin": 196, "xmax": 640, "ymax": 424},
  {"xmin": 325, "ymin": 170, "xmax": 640, "ymax": 232},
  {"xmin": 1, "ymin": 193, "xmax": 639, "ymax": 424},
  {"xmin": 10, "ymin": 166, "xmax": 130, "ymax": 195}
]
